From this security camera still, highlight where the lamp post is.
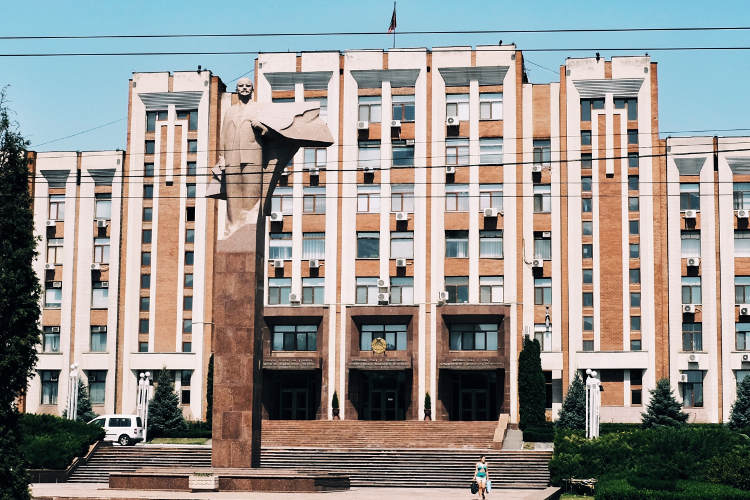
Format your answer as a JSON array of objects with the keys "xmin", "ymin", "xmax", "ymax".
[
  {"xmin": 137, "ymin": 372, "xmax": 152, "ymax": 443},
  {"xmin": 67, "ymin": 363, "xmax": 79, "ymax": 421},
  {"xmin": 585, "ymin": 368, "xmax": 601, "ymax": 439},
  {"xmin": 544, "ymin": 306, "xmax": 551, "ymax": 351}
]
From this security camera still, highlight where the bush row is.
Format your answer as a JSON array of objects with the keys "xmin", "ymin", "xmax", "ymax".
[
  {"xmin": 153, "ymin": 420, "xmax": 211, "ymax": 439},
  {"xmin": 522, "ymin": 422, "xmax": 555, "ymax": 442},
  {"xmin": 19, "ymin": 413, "xmax": 104, "ymax": 470},
  {"xmin": 596, "ymin": 478, "xmax": 750, "ymax": 500}
]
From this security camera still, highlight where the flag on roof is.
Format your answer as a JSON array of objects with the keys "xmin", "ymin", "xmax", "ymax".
[{"xmin": 388, "ymin": 3, "xmax": 397, "ymax": 33}]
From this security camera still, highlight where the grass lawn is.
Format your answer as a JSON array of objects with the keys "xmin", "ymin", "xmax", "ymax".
[
  {"xmin": 149, "ymin": 437, "xmax": 209, "ymax": 445},
  {"xmin": 560, "ymin": 495, "xmax": 594, "ymax": 500}
]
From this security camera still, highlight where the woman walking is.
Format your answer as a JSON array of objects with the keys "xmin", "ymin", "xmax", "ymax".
[{"xmin": 473, "ymin": 455, "xmax": 489, "ymax": 499}]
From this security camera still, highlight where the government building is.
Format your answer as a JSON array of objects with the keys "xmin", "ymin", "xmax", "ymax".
[{"xmin": 23, "ymin": 44, "xmax": 750, "ymax": 425}]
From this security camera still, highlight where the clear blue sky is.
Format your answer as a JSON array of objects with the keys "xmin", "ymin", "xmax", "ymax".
[{"xmin": 2, "ymin": 0, "xmax": 749, "ymax": 151}]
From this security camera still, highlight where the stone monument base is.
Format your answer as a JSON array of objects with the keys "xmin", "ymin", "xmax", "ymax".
[{"xmin": 109, "ymin": 467, "xmax": 350, "ymax": 492}]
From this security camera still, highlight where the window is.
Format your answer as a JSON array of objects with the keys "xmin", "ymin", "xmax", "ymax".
[
  {"xmin": 583, "ymin": 316, "xmax": 594, "ymax": 331},
  {"xmin": 581, "ymin": 153, "xmax": 592, "ymax": 169},
  {"xmin": 631, "ymin": 369, "xmax": 643, "ymax": 404},
  {"xmin": 42, "ymin": 326, "xmax": 60, "ymax": 353},
  {"xmin": 143, "ymin": 163, "xmax": 154, "ymax": 178},
  {"xmin": 391, "ymin": 231, "xmax": 413, "ymax": 259},
  {"xmin": 139, "ymin": 318, "xmax": 149, "ymax": 334},
  {"xmin": 268, "ymin": 278, "xmax": 291, "ymax": 305},
  {"xmin": 580, "ymin": 98, "xmax": 604, "ymax": 121},
  {"xmin": 545, "ymin": 371, "xmax": 553, "ymax": 408},
  {"xmin": 628, "ymin": 152, "xmax": 639, "ymax": 169},
  {"xmin": 631, "ymin": 340, "xmax": 642, "ymax": 351},
  {"xmin": 733, "ymin": 183, "xmax": 750, "ymax": 209},
  {"xmin": 445, "ymin": 276, "xmax": 469, "ymax": 303},
  {"xmin": 141, "ymin": 228, "xmax": 153, "ymax": 244},
  {"xmin": 479, "ymin": 138, "xmax": 503, "ymax": 164},
  {"xmin": 358, "ymin": 96, "xmax": 381, "ymax": 122},
  {"xmin": 356, "ymin": 232, "xmax": 379, "ymax": 259},
  {"xmin": 269, "ymin": 233, "xmax": 292, "ymax": 260},
  {"xmin": 534, "ymin": 232, "xmax": 551, "ymax": 260},
  {"xmin": 629, "ymin": 220, "xmax": 639, "ymax": 235},
  {"xmin": 182, "ymin": 342, "xmax": 192, "ymax": 353},
  {"xmin": 360, "ymin": 324, "xmax": 407, "ymax": 351},
  {"xmin": 90, "ymin": 326, "xmax": 107, "ymax": 352},
  {"xmin": 582, "ymin": 340, "xmax": 594, "ymax": 352},
  {"xmin": 628, "ymin": 175, "xmax": 639, "ymax": 191},
  {"xmin": 186, "ymin": 183, "xmax": 196, "ymax": 198},
  {"xmin": 630, "ymin": 268, "xmax": 641, "ymax": 284},
  {"xmin": 49, "ymin": 194, "xmax": 65, "ymax": 220},
  {"xmin": 357, "ymin": 185, "xmax": 380, "ymax": 213},
  {"xmin": 480, "ymin": 93, "xmax": 503, "ymax": 120},
  {"xmin": 391, "ymin": 184, "xmax": 414, "ymax": 212},
  {"xmin": 628, "ymin": 129, "xmax": 639, "ymax": 145},
  {"xmin": 271, "ymin": 186, "xmax": 293, "ymax": 215},
  {"xmin": 273, "ymin": 324, "xmax": 317, "ymax": 351},
  {"xmin": 583, "ymin": 292, "xmax": 594, "ymax": 307},
  {"xmin": 355, "ymin": 277, "xmax": 379, "ymax": 305},
  {"xmin": 582, "ymin": 244, "xmax": 593, "ymax": 259},
  {"xmin": 582, "ymin": 197, "xmax": 592, "ymax": 213},
  {"xmin": 176, "ymin": 109, "xmax": 198, "ymax": 130},
  {"xmin": 446, "ymin": 231, "xmax": 469, "ymax": 258},
  {"xmin": 631, "ymin": 292, "xmax": 641, "ymax": 307},
  {"xmin": 682, "ymin": 276, "xmax": 702, "ymax": 304},
  {"xmin": 143, "ymin": 184, "xmax": 154, "ymax": 199},
  {"xmin": 390, "ymin": 277, "xmax": 413, "ymax": 305},
  {"xmin": 533, "ymin": 139, "xmax": 551, "ymax": 167},
  {"xmin": 581, "ymin": 176, "xmax": 592, "ymax": 193},
  {"xmin": 581, "ymin": 130, "xmax": 592, "ymax": 146},
  {"xmin": 40, "ymin": 370, "xmax": 59, "ymax": 405},
  {"xmin": 358, "ymin": 141, "xmax": 380, "ymax": 170},
  {"xmin": 186, "ymin": 228, "xmax": 195, "ymax": 243},
  {"xmin": 630, "ymin": 243, "xmax": 640, "ymax": 259},
  {"xmin": 179, "ymin": 370, "xmax": 192, "ymax": 405},
  {"xmin": 533, "ymin": 184, "xmax": 551, "ymax": 213},
  {"xmin": 45, "ymin": 282, "xmax": 62, "ymax": 308},
  {"xmin": 182, "ymin": 319, "xmax": 192, "ymax": 333},
  {"xmin": 479, "ymin": 230, "xmax": 503, "ymax": 258},
  {"xmin": 681, "ymin": 370, "xmax": 703, "ymax": 408},
  {"xmin": 736, "ymin": 276, "xmax": 750, "ymax": 304},
  {"xmin": 305, "ymin": 96, "xmax": 327, "ymax": 122},
  {"xmin": 139, "ymin": 342, "xmax": 149, "ymax": 352},
  {"xmin": 145, "ymin": 140, "xmax": 155, "ymax": 155},
  {"xmin": 446, "ymin": 93, "xmax": 469, "ymax": 121},
  {"xmin": 146, "ymin": 110, "xmax": 167, "ymax": 132},
  {"xmin": 187, "ymin": 161, "xmax": 196, "ymax": 176},
  {"xmin": 680, "ymin": 183, "xmax": 700, "ymax": 210},
  {"xmin": 736, "ymin": 230, "xmax": 750, "ymax": 257},
  {"xmin": 681, "ymin": 230, "xmax": 700, "ymax": 257},
  {"xmin": 91, "ymin": 281, "xmax": 108, "ymax": 309},
  {"xmin": 141, "ymin": 252, "xmax": 151, "ymax": 266},
  {"xmin": 480, "ymin": 276, "xmax": 504, "ymax": 303},
  {"xmin": 392, "ymin": 95, "xmax": 415, "ymax": 122},
  {"xmin": 583, "ymin": 269, "xmax": 593, "ymax": 284},
  {"xmin": 46, "ymin": 238, "xmax": 64, "ymax": 264},
  {"xmin": 139, "ymin": 296, "xmax": 150, "ymax": 312},
  {"xmin": 479, "ymin": 184, "xmax": 503, "ymax": 210},
  {"xmin": 534, "ymin": 278, "xmax": 552, "ymax": 305},
  {"xmin": 185, "ymin": 251, "xmax": 194, "ymax": 266},
  {"xmin": 582, "ymin": 221, "xmax": 593, "ymax": 236},
  {"xmin": 534, "ymin": 324, "xmax": 552, "ymax": 352},
  {"xmin": 186, "ymin": 206, "xmax": 195, "ymax": 222},
  {"xmin": 449, "ymin": 323, "xmax": 498, "ymax": 351},
  {"xmin": 445, "ymin": 184, "xmax": 469, "ymax": 211},
  {"xmin": 392, "ymin": 141, "xmax": 414, "ymax": 167},
  {"xmin": 683, "ymin": 322, "xmax": 703, "ymax": 352},
  {"xmin": 183, "ymin": 295, "xmax": 193, "ymax": 311},
  {"xmin": 95, "ymin": 193, "xmax": 112, "ymax": 220},
  {"xmin": 304, "ymin": 147, "xmax": 327, "ymax": 170},
  {"xmin": 614, "ymin": 97, "xmax": 638, "ymax": 120},
  {"xmin": 272, "ymin": 97, "xmax": 294, "ymax": 103},
  {"xmin": 302, "ymin": 232, "xmax": 325, "ymax": 260},
  {"xmin": 142, "ymin": 207, "xmax": 153, "ymax": 221},
  {"xmin": 445, "ymin": 138, "xmax": 469, "ymax": 166},
  {"xmin": 86, "ymin": 370, "xmax": 106, "ymax": 405},
  {"xmin": 302, "ymin": 278, "xmax": 324, "ymax": 304},
  {"xmin": 631, "ymin": 316, "xmax": 641, "ymax": 331},
  {"xmin": 736, "ymin": 323, "xmax": 750, "ymax": 350},
  {"xmin": 184, "ymin": 273, "xmax": 193, "ymax": 288},
  {"xmin": 187, "ymin": 139, "xmax": 197, "ymax": 153},
  {"xmin": 303, "ymin": 187, "xmax": 326, "ymax": 214}
]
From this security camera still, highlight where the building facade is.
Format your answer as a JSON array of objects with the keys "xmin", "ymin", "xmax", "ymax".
[{"xmin": 25, "ymin": 45, "xmax": 750, "ymax": 424}]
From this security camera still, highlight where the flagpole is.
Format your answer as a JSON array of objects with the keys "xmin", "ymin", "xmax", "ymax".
[{"xmin": 393, "ymin": 1, "xmax": 396, "ymax": 49}]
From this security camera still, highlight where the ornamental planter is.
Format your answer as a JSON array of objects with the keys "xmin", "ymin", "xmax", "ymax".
[
  {"xmin": 332, "ymin": 408, "xmax": 340, "ymax": 420},
  {"xmin": 424, "ymin": 408, "xmax": 432, "ymax": 421},
  {"xmin": 189, "ymin": 473, "xmax": 219, "ymax": 492}
]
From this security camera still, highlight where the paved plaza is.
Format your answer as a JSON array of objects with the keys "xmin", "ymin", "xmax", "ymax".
[{"xmin": 32, "ymin": 483, "xmax": 558, "ymax": 500}]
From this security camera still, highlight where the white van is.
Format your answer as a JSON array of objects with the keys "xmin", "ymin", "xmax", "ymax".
[{"xmin": 88, "ymin": 414, "xmax": 144, "ymax": 446}]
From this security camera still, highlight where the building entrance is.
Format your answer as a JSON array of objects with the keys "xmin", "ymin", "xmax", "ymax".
[
  {"xmin": 351, "ymin": 370, "xmax": 410, "ymax": 420},
  {"xmin": 439, "ymin": 370, "xmax": 500, "ymax": 421},
  {"xmin": 262, "ymin": 370, "xmax": 320, "ymax": 420}
]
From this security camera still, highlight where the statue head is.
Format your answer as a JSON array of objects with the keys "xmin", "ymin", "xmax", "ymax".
[{"xmin": 237, "ymin": 78, "xmax": 254, "ymax": 103}]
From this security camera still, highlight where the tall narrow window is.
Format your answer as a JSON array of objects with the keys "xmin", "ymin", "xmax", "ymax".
[
  {"xmin": 479, "ymin": 184, "xmax": 503, "ymax": 210},
  {"xmin": 93, "ymin": 238, "xmax": 110, "ymax": 263},
  {"xmin": 682, "ymin": 322, "xmax": 703, "ymax": 352},
  {"xmin": 46, "ymin": 238, "xmax": 64, "ymax": 265},
  {"xmin": 681, "ymin": 230, "xmax": 700, "ymax": 257},
  {"xmin": 90, "ymin": 326, "xmax": 107, "ymax": 352},
  {"xmin": 45, "ymin": 282, "xmax": 62, "ymax": 308},
  {"xmin": 736, "ymin": 230, "xmax": 750, "ymax": 257},
  {"xmin": 615, "ymin": 97, "xmax": 637, "ymax": 121},
  {"xmin": 681, "ymin": 276, "xmax": 702, "ymax": 304},
  {"xmin": 533, "ymin": 184, "xmax": 551, "ymax": 213},
  {"xmin": 533, "ymin": 140, "xmax": 551, "ymax": 167},
  {"xmin": 534, "ymin": 278, "xmax": 552, "ymax": 305},
  {"xmin": 176, "ymin": 109, "xmax": 198, "ymax": 131},
  {"xmin": 680, "ymin": 183, "xmax": 700, "ymax": 210},
  {"xmin": 91, "ymin": 281, "xmax": 109, "ymax": 309},
  {"xmin": 534, "ymin": 232, "xmax": 551, "ymax": 260},
  {"xmin": 95, "ymin": 193, "xmax": 112, "ymax": 220},
  {"xmin": 737, "ymin": 323, "xmax": 750, "ymax": 350},
  {"xmin": 736, "ymin": 276, "xmax": 750, "ymax": 304},
  {"xmin": 49, "ymin": 195, "xmax": 65, "ymax": 220},
  {"xmin": 733, "ymin": 183, "xmax": 750, "ymax": 209},
  {"xmin": 42, "ymin": 326, "xmax": 60, "ymax": 353},
  {"xmin": 681, "ymin": 370, "xmax": 703, "ymax": 408},
  {"xmin": 391, "ymin": 184, "xmax": 414, "ymax": 212},
  {"xmin": 40, "ymin": 370, "xmax": 59, "ymax": 405}
]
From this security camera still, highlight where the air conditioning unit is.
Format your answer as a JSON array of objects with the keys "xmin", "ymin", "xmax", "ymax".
[
  {"xmin": 532, "ymin": 164, "xmax": 543, "ymax": 173},
  {"xmin": 50, "ymin": 326, "xmax": 60, "ymax": 333},
  {"xmin": 737, "ymin": 209, "xmax": 750, "ymax": 219},
  {"xmin": 90, "ymin": 262, "xmax": 101, "ymax": 271},
  {"xmin": 679, "ymin": 373, "xmax": 689, "ymax": 383},
  {"xmin": 688, "ymin": 354, "xmax": 697, "ymax": 362},
  {"xmin": 687, "ymin": 257, "xmax": 701, "ymax": 268},
  {"xmin": 46, "ymin": 219, "xmax": 57, "ymax": 227},
  {"xmin": 100, "ymin": 281, "xmax": 109, "ymax": 288},
  {"xmin": 289, "ymin": 293, "xmax": 300, "ymax": 304},
  {"xmin": 377, "ymin": 292, "xmax": 390, "ymax": 303},
  {"xmin": 309, "ymin": 168, "xmax": 320, "ymax": 176},
  {"xmin": 309, "ymin": 259, "xmax": 321, "ymax": 269},
  {"xmin": 269, "ymin": 212, "xmax": 283, "ymax": 222},
  {"xmin": 272, "ymin": 259, "xmax": 284, "ymax": 268},
  {"xmin": 446, "ymin": 116, "xmax": 459, "ymax": 126},
  {"xmin": 390, "ymin": 120, "xmax": 401, "ymax": 128},
  {"xmin": 743, "ymin": 354, "xmax": 749, "ymax": 361},
  {"xmin": 682, "ymin": 304, "xmax": 696, "ymax": 313},
  {"xmin": 361, "ymin": 165, "xmax": 375, "ymax": 172},
  {"xmin": 52, "ymin": 281, "xmax": 62, "ymax": 288},
  {"xmin": 437, "ymin": 290, "xmax": 450, "ymax": 303},
  {"xmin": 96, "ymin": 219, "xmax": 108, "ymax": 228},
  {"xmin": 532, "ymin": 258, "xmax": 544, "ymax": 268},
  {"xmin": 395, "ymin": 212, "xmax": 408, "ymax": 221},
  {"xmin": 281, "ymin": 166, "xmax": 291, "ymax": 176},
  {"xmin": 356, "ymin": 120, "xmax": 369, "ymax": 130},
  {"xmin": 445, "ymin": 166, "xmax": 456, "ymax": 175},
  {"xmin": 683, "ymin": 209, "xmax": 697, "ymax": 219},
  {"xmin": 483, "ymin": 207, "xmax": 499, "ymax": 218},
  {"xmin": 44, "ymin": 263, "xmax": 55, "ymax": 270},
  {"xmin": 377, "ymin": 278, "xmax": 388, "ymax": 289},
  {"xmin": 740, "ymin": 304, "xmax": 750, "ymax": 316},
  {"xmin": 396, "ymin": 258, "xmax": 407, "ymax": 268}
]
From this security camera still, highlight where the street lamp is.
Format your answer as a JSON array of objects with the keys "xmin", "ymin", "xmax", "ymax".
[
  {"xmin": 137, "ymin": 372, "xmax": 152, "ymax": 443},
  {"xmin": 66, "ymin": 363, "xmax": 79, "ymax": 421},
  {"xmin": 585, "ymin": 368, "xmax": 601, "ymax": 439},
  {"xmin": 544, "ymin": 306, "xmax": 551, "ymax": 351}
]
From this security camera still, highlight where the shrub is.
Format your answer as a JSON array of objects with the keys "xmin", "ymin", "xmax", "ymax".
[
  {"xmin": 18, "ymin": 413, "xmax": 104, "ymax": 470},
  {"xmin": 642, "ymin": 378, "xmax": 688, "ymax": 428},
  {"xmin": 158, "ymin": 421, "xmax": 212, "ymax": 439},
  {"xmin": 599, "ymin": 423, "xmax": 641, "ymax": 434},
  {"xmin": 523, "ymin": 422, "xmax": 555, "ymax": 442},
  {"xmin": 704, "ymin": 445, "xmax": 750, "ymax": 491},
  {"xmin": 596, "ymin": 478, "xmax": 750, "ymax": 500},
  {"xmin": 518, "ymin": 336, "xmax": 546, "ymax": 430},
  {"xmin": 730, "ymin": 376, "xmax": 750, "ymax": 431},
  {"xmin": 206, "ymin": 354, "xmax": 214, "ymax": 427},
  {"xmin": 556, "ymin": 373, "xmax": 585, "ymax": 431}
]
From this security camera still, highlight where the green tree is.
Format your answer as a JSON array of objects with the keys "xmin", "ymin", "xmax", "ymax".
[
  {"xmin": 205, "ymin": 354, "xmax": 214, "ymax": 426},
  {"xmin": 642, "ymin": 378, "xmax": 688, "ymax": 428},
  {"xmin": 518, "ymin": 336, "xmax": 546, "ymax": 430},
  {"xmin": 556, "ymin": 372, "xmax": 585, "ymax": 431},
  {"xmin": 147, "ymin": 369, "xmax": 186, "ymax": 438},
  {"xmin": 729, "ymin": 376, "xmax": 750, "ymax": 431},
  {"xmin": 0, "ymin": 89, "xmax": 40, "ymax": 500},
  {"xmin": 62, "ymin": 381, "xmax": 97, "ymax": 423}
]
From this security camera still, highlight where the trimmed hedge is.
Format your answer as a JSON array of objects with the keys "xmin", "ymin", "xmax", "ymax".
[
  {"xmin": 523, "ymin": 422, "xmax": 555, "ymax": 442},
  {"xmin": 19, "ymin": 413, "xmax": 104, "ymax": 470},
  {"xmin": 596, "ymin": 478, "xmax": 750, "ymax": 500},
  {"xmin": 155, "ymin": 420, "xmax": 211, "ymax": 439}
]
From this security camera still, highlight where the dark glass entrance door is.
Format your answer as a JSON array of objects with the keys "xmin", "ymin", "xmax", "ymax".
[
  {"xmin": 280, "ymin": 388, "xmax": 309, "ymax": 420},
  {"xmin": 357, "ymin": 371, "xmax": 408, "ymax": 420},
  {"xmin": 460, "ymin": 388, "xmax": 490, "ymax": 421},
  {"xmin": 441, "ymin": 370, "xmax": 499, "ymax": 421},
  {"xmin": 370, "ymin": 389, "xmax": 398, "ymax": 420}
]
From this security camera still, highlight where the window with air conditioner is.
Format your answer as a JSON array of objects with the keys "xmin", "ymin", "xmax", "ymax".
[
  {"xmin": 46, "ymin": 238, "xmax": 64, "ymax": 265},
  {"xmin": 392, "ymin": 140, "xmax": 414, "ymax": 167},
  {"xmin": 682, "ymin": 322, "xmax": 702, "ymax": 352},
  {"xmin": 44, "ymin": 282, "xmax": 62, "ymax": 309},
  {"xmin": 358, "ymin": 140, "xmax": 380, "ymax": 170},
  {"xmin": 390, "ymin": 277, "xmax": 413, "ymax": 305},
  {"xmin": 391, "ymin": 184, "xmax": 414, "ymax": 213},
  {"xmin": 269, "ymin": 232, "xmax": 292, "ymax": 260},
  {"xmin": 268, "ymin": 278, "xmax": 291, "ymax": 305},
  {"xmin": 445, "ymin": 276, "xmax": 469, "ymax": 303},
  {"xmin": 681, "ymin": 230, "xmax": 701, "ymax": 258},
  {"xmin": 302, "ymin": 277, "xmax": 325, "ymax": 304},
  {"xmin": 390, "ymin": 231, "xmax": 413, "ymax": 259},
  {"xmin": 392, "ymin": 95, "xmax": 415, "ymax": 122},
  {"xmin": 42, "ymin": 326, "xmax": 60, "ymax": 353},
  {"xmin": 534, "ymin": 232, "xmax": 551, "ymax": 260},
  {"xmin": 95, "ymin": 193, "xmax": 112, "ymax": 220},
  {"xmin": 681, "ymin": 370, "xmax": 704, "ymax": 408},
  {"xmin": 533, "ymin": 184, "xmax": 551, "ymax": 213},
  {"xmin": 360, "ymin": 324, "xmax": 407, "ymax": 351},
  {"xmin": 358, "ymin": 96, "xmax": 382, "ymax": 123},
  {"xmin": 40, "ymin": 370, "xmax": 59, "ymax": 405},
  {"xmin": 272, "ymin": 324, "xmax": 317, "ymax": 351},
  {"xmin": 355, "ymin": 277, "xmax": 379, "ymax": 305},
  {"xmin": 445, "ymin": 93, "xmax": 469, "ymax": 121},
  {"xmin": 733, "ymin": 182, "xmax": 750, "ymax": 210},
  {"xmin": 479, "ymin": 184, "xmax": 503, "ymax": 211}
]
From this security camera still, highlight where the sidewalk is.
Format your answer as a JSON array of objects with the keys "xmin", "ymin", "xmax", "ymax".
[{"xmin": 32, "ymin": 483, "xmax": 558, "ymax": 500}]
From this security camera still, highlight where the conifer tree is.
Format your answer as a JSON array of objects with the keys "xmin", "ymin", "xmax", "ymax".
[
  {"xmin": 147, "ymin": 369, "xmax": 186, "ymax": 438},
  {"xmin": 729, "ymin": 376, "xmax": 750, "ymax": 431},
  {"xmin": 518, "ymin": 336, "xmax": 546, "ymax": 429},
  {"xmin": 205, "ymin": 354, "xmax": 214, "ymax": 426},
  {"xmin": 76, "ymin": 381, "xmax": 97, "ymax": 423},
  {"xmin": 642, "ymin": 378, "xmax": 688, "ymax": 428},
  {"xmin": 556, "ymin": 372, "xmax": 585, "ymax": 431}
]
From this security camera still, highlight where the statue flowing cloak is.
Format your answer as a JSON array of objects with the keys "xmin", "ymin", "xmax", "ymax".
[{"xmin": 207, "ymin": 102, "xmax": 333, "ymax": 200}]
